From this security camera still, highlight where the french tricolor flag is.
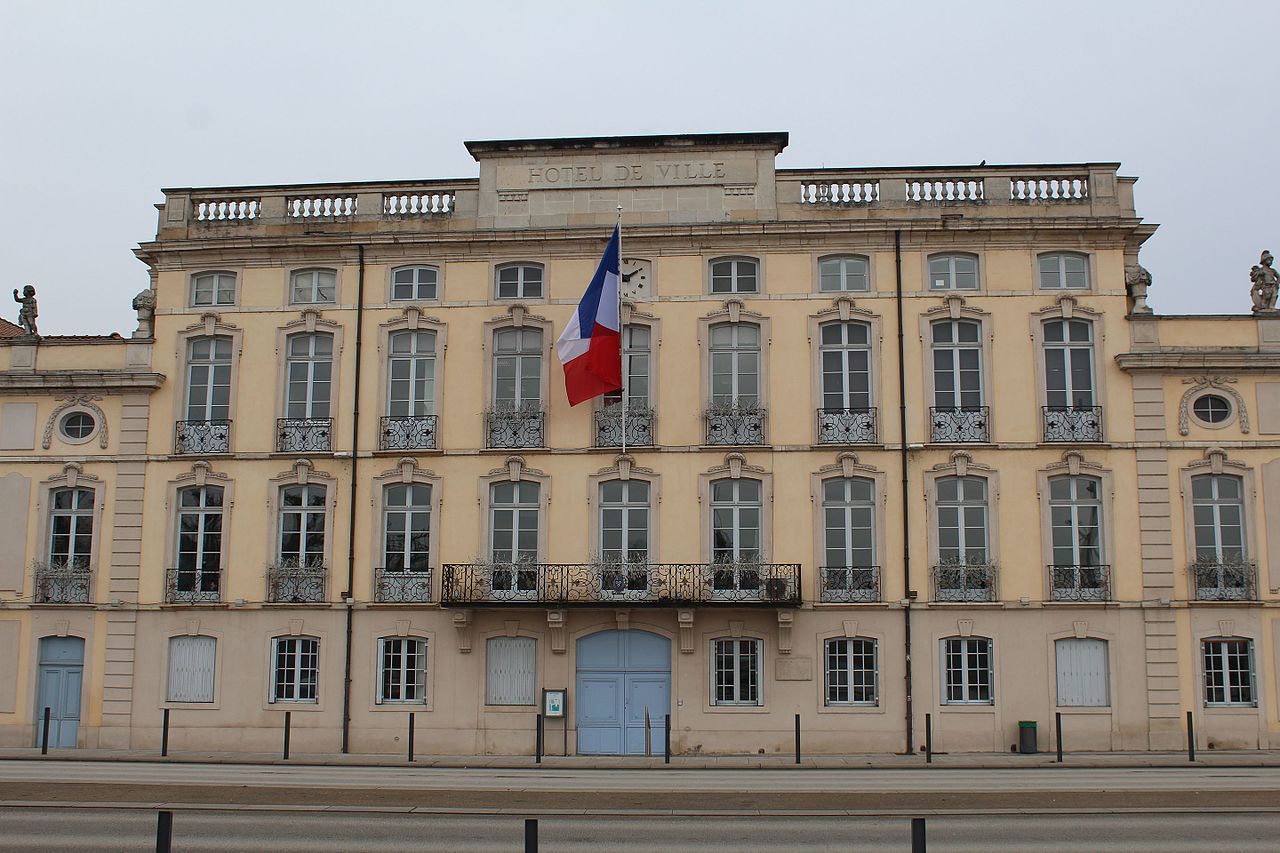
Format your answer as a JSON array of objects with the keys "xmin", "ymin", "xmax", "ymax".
[{"xmin": 556, "ymin": 225, "xmax": 623, "ymax": 406}]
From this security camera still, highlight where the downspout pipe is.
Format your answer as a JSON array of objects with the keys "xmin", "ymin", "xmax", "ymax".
[
  {"xmin": 340, "ymin": 244, "xmax": 366, "ymax": 754},
  {"xmin": 896, "ymin": 229, "xmax": 915, "ymax": 754}
]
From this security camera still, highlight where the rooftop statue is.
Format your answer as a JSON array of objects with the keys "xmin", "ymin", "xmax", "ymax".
[
  {"xmin": 131, "ymin": 287, "xmax": 156, "ymax": 338},
  {"xmin": 1251, "ymin": 250, "xmax": 1279, "ymax": 313},
  {"xmin": 12, "ymin": 285, "xmax": 38, "ymax": 336}
]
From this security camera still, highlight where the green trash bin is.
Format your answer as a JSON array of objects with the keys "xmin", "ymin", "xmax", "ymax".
[{"xmin": 1018, "ymin": 720, "xmax": 1037, "ymax": 754}]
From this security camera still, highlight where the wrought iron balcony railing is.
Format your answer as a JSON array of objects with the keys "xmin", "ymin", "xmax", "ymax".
[
  {"xmin": 276, "ymin": 418, "xmax": 333, "ymax": 453},
  {"xmin": 32, "ymin": 560, "xmax": 91, "ymax": 604},
  {"xmin": 594, "ymin": 406, "xmax": 655, "ymax": 447},
  {"xmin": 165, "ymin": 566, "xmax": 222, "ymax": 604},
  {"xmin": 1190, "ymin": 559, "xmax": 1257, "ymax": 601},
  {"xmin": 267, "ymin": 561, "xmax": 327, "ymax": 603},
  {"xmin": 174, "ymin": 419, "xmax": 231, "ymax": 454},
  {"xmin": 704, "ymin": 404, "xmax": 766, "ymax": 446},
  {"xmin": 816, "ymin": 408, "xmax": 877, "ymax": 444},
  {"xmin": 440, "ymin": 562, "xmax": 801, "ymax": 607},
  {"xmin": 932, "ymin": 560, "xmax": 997, "ymax": 602},
  {"xmin": 930, "ymin": 407, "xmax": 990, "ymax": 443},
  {"xmin": 380, "ymin": 415, "xmax": 438, "ymax": 451},
  {"xmin": 818, "ymin": 565, "xmax": 880, "ymax": 603},
  {"xmin": 374, "ymin": 568, "xmax": 433, "ymax": 603},
  {"xmin": 1049, "ymin": 564, "xmax": 1110, "ymax": 602},
  {"xmin": 485, "ymin": 408, "xmax": 545, "ymax": 449},
  {"xmin": 1043, "ymin": 406, "xmax": 1103, "ymax": 443}
]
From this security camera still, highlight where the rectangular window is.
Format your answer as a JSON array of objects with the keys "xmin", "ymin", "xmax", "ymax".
[
  {"xmin": 710, "ymin": 258, "xmax": 758, "ymax": 294},
  {"xmin": 825, "ymin": 638, "xmax": 877, "ymax": 706},
  {"xmin": 191, "ymin": 272, "xmax": 236, "ymax": 307},
  {"xmin": 291, "ymin": 269, "xmax": 336, "ymax": 304},
  {"xmin": 486, "ymin": 636, "xmax": 536, "ymax": 705},
  {"xmin": 712, "ymin": 638, "xmax": 761, "ymax": 705},
  {"xmin": 285, "ymin": 333, "xmax": 334, "ymax": 420},
  {"xmin": 378, "ymin": 637, "xmax": 428, "ymax": 703},
  {"xmin": 943, "ymin": 637, "xmax": 992, "ymax": 704},
  {"xmin": 167, "ymin": 636, "xmax": 216, "ymax": 703},
  {"xmin": 392, "ymin": 266, "xmax": 439, "ymax": 301},
  {"xmin": 48, "ymin": 487, "xmax": 95, "ymax": 568},
  {"xmin": 496, "ymin": 264, "xmax": 543, "ymax": 299},
  {"xmin": 271, "ymin": 637, "xmax": 319, "ymax": 703},
  {"xmin": 1055, "ymin": 638, "xmax": 1109, "ymax": 707},
  {"xmin": 929, "ymin": 254, "xmax": 978, "ymax": 291},
  {"xmin": 1203, "ymin": 639, "xmax": 1255, "ymax": 707}
]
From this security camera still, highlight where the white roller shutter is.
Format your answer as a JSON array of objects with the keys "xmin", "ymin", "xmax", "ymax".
[
  {"xmin": 1055, "ymin": 638, "xmax": 1108, "ymax": 707},
  {"xmin": 168, "ymin": 636, "xmax": 216, "ymax": 703},
  {"xmin": 486, "ymin": 637, "xmax": 536, "ymax": 705}
]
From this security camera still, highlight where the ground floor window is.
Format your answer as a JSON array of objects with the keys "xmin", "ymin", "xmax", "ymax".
[
  {"xmin": 942, "ymin": 637, "xmax": 992, "ymax": 704},
  {"xmin": 1054, "ymin": 637, "xmax": 1109, "ymax": 707},
  {"xmin": 1203, "ymin": 638, "xmax": 1255, "ymax": 707},
  {"xmin": 712, "ymin": 638, "xmax": 761, "ymax": 706},
  {"xmin": 824, "ymin": 637, "xmax": 877, "ymax": 706},
  {"xmin": 486, "ymin": 636, "xmax": 536, "ymax": 705},
  {"xmin": 378, "ymin": 637, "xmax": 428, "ymax": 703},
  {"xmin": 167, "ymin": 635, "xmax": 216, "ymax": 703},
  {"xmin": 271, "ymin": 636, "xmax": 319, "ymax": 702}
]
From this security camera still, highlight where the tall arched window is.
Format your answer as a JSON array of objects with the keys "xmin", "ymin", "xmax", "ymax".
[
  {"xmin": 1042, "ymin": 318, "xmax": 1100, "ymax": 442},
  {"xmin": 930, "ymin": 319, "xmax": 987, "ymax": 442},
  {"xmin": 1048, "ymin": 475, "xmax": 1106, "ymax": 600},
  {"xmin": 598, "ymin": 479, "xmax": 650, "ymax": 598},
  {"xmin": 818, "ymin": 321, "xmax": 874, "ymax": 444},
  {"xmin": 1190, "ymin": 474, "xmax": 1252, "ymax": 600},
  {"xmin": 171, "ymin": 485, "xmax": 224, "ymax": 603},
  {"xmin": 819, "ymin": 477, "xmax": 877, "ymax": 602},
  {"xmin": 934, "ymin": 476, "xmax": 993, "ymax": 601}
]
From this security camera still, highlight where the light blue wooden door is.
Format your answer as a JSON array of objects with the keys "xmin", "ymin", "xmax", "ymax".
[
  {"xmin": 36, "ymin": 637, "xmax": 84, "ymax": 749},
  {"xmin": 576, "ymin": 630, "xmax": 670, "ymax": 755}
]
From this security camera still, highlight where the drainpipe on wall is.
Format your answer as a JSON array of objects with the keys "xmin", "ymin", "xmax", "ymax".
[
  {"xmin": 340, "ymin": 243, "xmax": 367, "ymax": 754},
  {"xmin": 895, "ymin": 229, "xmax": 915, "ymax": 754}
]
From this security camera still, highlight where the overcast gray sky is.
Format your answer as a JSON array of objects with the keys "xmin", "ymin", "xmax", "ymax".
[{"xmin": 2, "ymin": 0, "xmax": 1275, "ymax": 335}]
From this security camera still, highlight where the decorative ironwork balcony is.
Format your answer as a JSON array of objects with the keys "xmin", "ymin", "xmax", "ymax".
[
  {"xmin": 1049, "ymin": 564, "xmax": 1110, "ymax": 602},
  {"xmin": 818, "ymin": 565, "xmax": 880, "ymax": 603},
  {"xmin": 174, "ymin": 420, "xmax": 231, "ymax": 454},
  {"xmin": 32, "ymin": 560, "xmax": 91, "ymax": 604},
  {"xmin": 932, "ymin": 559, "xmax": 997, "ymax": 602},
  {"xmin": 1043, "ymin": 406, "xmax": 1103, "ymax": 443},
  {"xmin": 704, "ymin": 403, "xmax": 766, "ymax": 446},
  {"xmin": 267, "ymin": 561, "xmax": 327, "ymax": 603},
  {"xmin": 930, "ymin": 407, "xmax": 989, "ymax": 443},
  {"xmin": 380, "ymin": 415, "xmax": 438, "ymax": 451},
  {"xmin": 374, "ymin": 568, "xmax": 433, "ymax": 603},
  {"xmin": 165, "ymin": 566, "xmax": 222, "ymax": 604},
  {"xmin": 485, "ymin": 407, "xmax": 545, "ymax": 449},
  {"xmin": 594, "ymin": 406, "xmax": 655, "ymax": 447},
  {"xmin": 1190, "ymin": 559, "xmax": 1257, "ymax": 601},
  {"xmin": 817, "ymin": 408, "xmax": 877, "ymax": 444},
  {"xmin": 440, "ymin": 562, "xmax": 802, "ymax": 607},
  {"xmin": 276, "ymin": 418, "xmax": 333, "ymax": 453}
]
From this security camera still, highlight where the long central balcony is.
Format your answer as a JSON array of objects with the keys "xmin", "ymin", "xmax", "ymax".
[{"xmin": 441, "ymin": 562, "xmax": 801, "ymax": 607}]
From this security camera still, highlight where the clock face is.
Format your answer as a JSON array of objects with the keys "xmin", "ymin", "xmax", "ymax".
[{"xmin": 620, "ymin": 258, "xmax": 652, "ymax": 299}]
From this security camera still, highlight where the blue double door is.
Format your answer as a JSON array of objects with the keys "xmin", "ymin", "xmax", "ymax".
[
  {"xmin": 36, "ymin": 636, "xmax": 83, "ymax": 749},
  {"xmin": 575, "ymin": 630, "xmax": 671, "ymax": 755}
]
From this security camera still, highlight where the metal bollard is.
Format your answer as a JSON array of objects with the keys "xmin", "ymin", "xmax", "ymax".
[
  {"xmin": 283, "ymin": 710, "xmax": 291, "ymax": 761},
  {"xmin": 156, "ymin": 810, "xmax": 173, "ymax": 853},
  {"xmin": 664, "ymin": 713, "xmax": 671, "ymax": 764},
  {"xmin": 407, "ymin": 712, "xmax": 415, "ymax": 763},
  {"xmin": 161, "ymin": 707, "xmax": 170, "ymax": 758},
  {"xmin": 1055, "ymin": 711, "xmax": 1063, "ymax": 763},
  {"xmin": 911, "ymin": 817, "xmax": 926, "ymax": 852},
  {"xmin": 535, "ymin": 713, "xmax": 543, "ymax": 765},
  {"xmin": 925, "ymin": 713, "xmax": 932, "ymax": 764},
  {"xmin": 794, "ymin": 713, "xmax": 801, "ymax": 764},
  {"xmin": 1187, "ymin": 710, "xmax": 1196, "ymax": 762},
  {"xmin": 524, "ymin": 818, "xmax": 538, "ymax": 853},
  {"xmin": 40, "ymin": 707, "xmax": 51, "ymax": 755}
]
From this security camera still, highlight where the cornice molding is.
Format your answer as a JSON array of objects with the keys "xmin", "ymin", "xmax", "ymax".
[
  {"xmin": 1115, "ymin": 351, "xmax": 1280, "ymax": 371},
  {"xmin": 0, "ymin": 370, "xmax": 166, "ymax": 393}
]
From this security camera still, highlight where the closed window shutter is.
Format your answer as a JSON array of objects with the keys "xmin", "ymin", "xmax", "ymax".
[
  {"xmin": 168, "ymin": 636, "xmax": 216, "ymax": 702},
  {"xmin": 486, "ymin": 637, "xmax": 535, "ymax": 705},
  {"xmin": 1055, "ymin": 638, "xmax": 1108, "ymax": 707}
]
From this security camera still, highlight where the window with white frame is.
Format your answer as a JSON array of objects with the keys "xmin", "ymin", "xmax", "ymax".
[
  {"xmin": 1043, "ymin": 320, "xmax": 1096, "ymax": 409},
  {"xmin": 290, "ymin": 268, "xmax": 337, "ymax": 304},
  {"xmin": 175, "ymin": 485, "xmax": 224, "ymax": 595},
  {"xmin": 495, "ymin": 263, "xmax": 543, "ymax": 299},
  {"xmin": 942, "ymin": 637, "xmax": 993, "ymax": 704},
  {"xmin": 710, "ymin": 257, "xmax": 759, "ymax": 294},
  {"xmin": 48, "ymin": 487, "xmax": 94, "ymax": 568},
  {"xmin": 168, "ymin": 635, "xmax": 216, "ymax": 702},
  {"xmin": 712, "ymin": 638, "xmax": 761, "ymax": 705},
  {"xmin": 492, "ymin": 327, "xmax": 543, "ymax": 409},
  {"xmin": 1055, "ymin": 637, "xmax": 1109, "ymax": 707},
  {"xmin": 825, "ymin": 637, "xmax": 877, "ymax": 706},
  {"xmin": 821, "ymin": 477, "xmax": 876, "ymax": 600},
  {"xmin": 489, "ymin": 481, "xmax": 539, "ymax": 597},
  {"xmin": 285, "ymin": 333, "xmax": 333, "ymax": 420},
  {"xmin": 820, "ymin": 321, "xmax": 872, "ymax": 412},
  {"xmin": 391, "ymin": 265, "xmax": 439, "ymax": 301},
  {"xmin": 377, "ymin": 637, "xmax": 428, "ymax": 704},
  {"xmin": 486, "ymin": 636, "xmax": 536, "ymax": 705},
  {"xmin": 278, "ymin": 484, "xmax": 327, "ymax": 566},
  {"xmin": 928, "ymin": 254, "xmax": 978, "ymax": 290},
  {"xmin": 819, "ymin": 256, "xmax": 870, "ymax": 292},
  {"xmin": 936, "ymin": 476, "xmax": 988, "ymax": 564},
  {"xmin": 599, "ymin": 479, "xmax": 649, "ymax": 563},
  {"xmin": 709, "ymin": 322, "xmax": 760, "ymax": 406},
  {"xmin": 271, "ymin": 636, "xmax": 319, "ymax": 702},
  {"xmin": 387, "ymin": 330, "xmax": 437, "ymax": 417},
  {"xmin": 1048, "ymin": 475, "xmax": 1104, "ymax": 598},
  {"xmin": 383, "ymin": 484, "xmax": 431, "ymax": 572},
  {"xmin": 601, "ymin": 325, "xmax": 651, "ymax": 410},
  {"xmin": 1191, "ymin": 474, "xmax": 1246, "ymax": 562},
  {"xmin": 711, "ymin": 478, "xmax": 762, "ymax": 564},
  {"xmin": 931, "ymin": 320, "xmax": 983, "ymax": 410},
  {"xmin": 1203, "ymin": 638, "xmax": 1255, "ymax": 707},
  {"xmin": 185, "ymin": 337, "xmax": 232, "ymax": 422},
  {"xmin": 1038, "ymin": 252, "xmax": 1090, "ymax": 290},
  {"xmin": 191, "ymin": 271, "xmax": 236, "ymax": 307}
]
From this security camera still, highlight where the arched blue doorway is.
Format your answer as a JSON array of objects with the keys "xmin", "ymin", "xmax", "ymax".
[{"xmin": 575, "ymin": 630, "xmax": 671, "ymax": 755}]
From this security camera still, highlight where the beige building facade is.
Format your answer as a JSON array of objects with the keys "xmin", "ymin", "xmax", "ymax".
[{"xmin": 2, "ymin": 132, "xmax": 1278, "ymax": 756}]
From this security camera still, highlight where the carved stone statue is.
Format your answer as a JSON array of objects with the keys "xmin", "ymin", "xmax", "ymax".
[
  {"xmin": 12, "ymin": 285, "xmax": 38, "ymax": 336},
  {"xmin": 131, "ymin": 287, "xmax": 156, "ymax": 338},
  {"xmin": 1251, "ymin": 250, "xmax": 1279, "ymax": 313},
  {"xmin": 1125, "ymin": 264, "xmax": 1153, "ymax": 314}
]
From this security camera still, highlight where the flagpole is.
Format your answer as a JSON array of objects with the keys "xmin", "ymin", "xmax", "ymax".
[{"xmin": 616, "ymin": 204, "xmax": 626, "ymax": 456}]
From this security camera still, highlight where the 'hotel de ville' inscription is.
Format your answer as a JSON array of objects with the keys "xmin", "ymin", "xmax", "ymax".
[{"xmin": 497, "ymin": 156, "xmax": 757, "ymax": 191}]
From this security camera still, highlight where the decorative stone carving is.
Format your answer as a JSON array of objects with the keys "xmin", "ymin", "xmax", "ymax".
[
  {"xmin": 42, "ymin": 396, "xmax": 108, "ymax": 449},
  {"xmin": 131, "ymin": 288, "xmax": 156, "ymax": 338},
  {"xmin": 547, "ymin": 610, "xmax": 567, "ymax": 653},
  {"xmin": 777, "ymin": 610, "xmax": 794, "ymax": 654},
  {"xmin": 1125, "ymin": 265, "xmax": 1153, "ymax": 314},
  {"xmin": 1178, "ymin": 376, "xmax": 1250, "ymax": 435},
  {"xmin": 12, "ymin": 285, "xmax": 38, "ymax": 337},
  {"xmin": 452, "ymin": 611, "xmax": 473, "ymax": 653},
  {"xmin": 1251, "ymin": 250, "xmax": 1279, "ymax": 313}
]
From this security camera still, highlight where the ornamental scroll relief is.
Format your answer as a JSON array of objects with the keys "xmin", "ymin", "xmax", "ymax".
[
  {"xmin": 1178, "ymin": 376, "xmax": 1250, "ymax": 435},
  {"xmin": 42, "ymin": 396, "xmax": 109, "ymax": 449}
]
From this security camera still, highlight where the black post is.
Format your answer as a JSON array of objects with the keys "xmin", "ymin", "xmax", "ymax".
[
  {"xmin": 1187, "ymin": 710, "xmax": 1196, "ymax": 762},
  {"xmin": 155, "ymin": 810, "xmax": 173, "ymax": 853},
  {"xmin": 794, "ymin": 713, "xmax": 801, "ymax": 764},
  {"xmin": 1055, "ymin": 711, "xmax": 1063, "ymax": 763},
  {"xmin": 925, "ymin": 713, "xmax": 932, "ymax": 764},
  {"xmin": 664, "ymin": 713, "xmax": 671, "ymax": 764},
  {"xmin": 40, "ymin": 707, "xmax": 51, "ymax": 754},
  {"xmin": 535, "ymin": 713, "xmax": 543, "ymax": 764},
  {"xmin": 161, "ymin": 707, "xmax": 170, "ymax": 758},
  {"xmin": 407, "ymin": 711, "xmax": 415, "ymax": 763},
  {"xmin": 911, "ymin": 817, "xmax": 926, "ymax": 852},
  {"xmin": 283, "ymin": 710, "xmax": 292, "ymax": 761},
  {"xmin": 524, "ymin": 818, "xmax": 538, "ymax": 853}
]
